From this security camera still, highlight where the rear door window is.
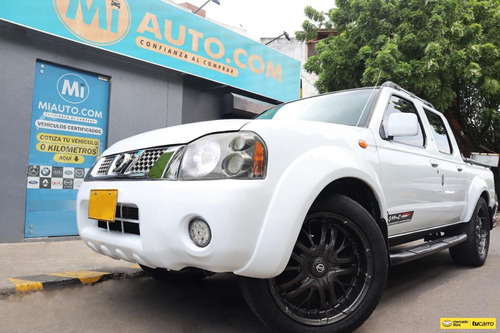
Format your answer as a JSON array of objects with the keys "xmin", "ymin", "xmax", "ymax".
[{"xmin": 424, "ymin": 109, "xmax": 453, "ymax": 154}]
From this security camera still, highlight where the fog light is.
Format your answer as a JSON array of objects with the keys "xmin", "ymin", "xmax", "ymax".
[{"xmin": 188, "ymin": 218, "xmax": 211, "ymax": 248}]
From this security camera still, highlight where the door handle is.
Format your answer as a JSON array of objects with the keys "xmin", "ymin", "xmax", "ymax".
[{"xmin": 430, "ymin": 160, "xmax": 439, "ymax": 168}]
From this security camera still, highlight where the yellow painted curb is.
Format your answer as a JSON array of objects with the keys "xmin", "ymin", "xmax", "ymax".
[
  {"xmin": 50, "ymin": 271, "xmax": 110, "ymax": 285},
  {"xmin": 8, "ymin": 278, "xmax": 44, "ymax": 292}
]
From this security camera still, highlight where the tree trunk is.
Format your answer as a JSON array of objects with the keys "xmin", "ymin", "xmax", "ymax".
[{"xmin": 443, "ymin": 100, "xmax": 475, "ymax": 156}]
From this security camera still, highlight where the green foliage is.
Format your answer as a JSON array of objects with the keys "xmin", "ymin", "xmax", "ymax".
[
  {"xmin": 297, "ymin": 0, "xmax": 500, "ymax": 154},
  {"xmin": 296, "ymin": 6, "xmax": 334, "ymax": 42}
]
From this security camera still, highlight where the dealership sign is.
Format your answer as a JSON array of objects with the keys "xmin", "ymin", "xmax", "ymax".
[
  {"xmin": 25, "ymin": 60, "xmax": 110, "ymax": 237},
  {"xmin": 0, "ymin": 0, "xmax": 300, "ymax": 102}
]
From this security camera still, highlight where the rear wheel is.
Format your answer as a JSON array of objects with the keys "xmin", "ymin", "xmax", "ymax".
[
  {"xmin": 449, "ymin": 197, "xmax": 490, "ymax": 267},
  {"xmin": 241, "ymin": 194, "xmax": 388, "ymax": 332},
  {"xmin": 140, "ymin": 265, "xmax": 208, "ymax": 283}
]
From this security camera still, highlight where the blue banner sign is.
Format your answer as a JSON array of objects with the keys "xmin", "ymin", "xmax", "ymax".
[
  {"xmin": 25, "ymin": 61, "xmax": 109, "ymax": 237},
  {"xmin": 0, "ymin": 0, "xmax": 300, "ymax": 102}
]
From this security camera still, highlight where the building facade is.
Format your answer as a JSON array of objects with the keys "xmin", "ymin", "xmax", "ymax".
[{"xmin": 0, "ymin": 0, "xmax": 300, "ymax": 242}]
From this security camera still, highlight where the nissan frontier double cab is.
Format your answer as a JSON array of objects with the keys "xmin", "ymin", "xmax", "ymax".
[{"xmin": 77, "ymin": 82, "xmax": 496, "ymax": 332}]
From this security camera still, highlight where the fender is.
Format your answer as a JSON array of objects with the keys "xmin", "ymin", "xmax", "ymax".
[
  {"xmin": 462, "ymin": 174, "xmax": 491, "ymax": 223},
  {"xmin": 235, "ymin": 145, "xmax": 387, "ymax": 278}
]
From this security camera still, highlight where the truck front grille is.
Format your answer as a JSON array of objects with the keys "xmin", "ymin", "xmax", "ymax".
[
  {"xmin": 90, "ymin": 146, "xmax": 182, "ymax": 178},
  {"xmin": 127, "ymin": 148, "xmax": 167, "ymax": 174},
  {"xmin": 97, "ymin": 203, "xmax": 140, "ymax": 235}
]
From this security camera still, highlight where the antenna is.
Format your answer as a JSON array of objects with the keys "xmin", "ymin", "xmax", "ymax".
[{"xmin": 355, "ymin": 70, "xmax": 382, "ymax": 126}]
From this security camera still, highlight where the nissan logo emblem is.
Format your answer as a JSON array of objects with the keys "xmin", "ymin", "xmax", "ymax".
[
  {"xmin": 113, "ymin": 153, "xmax": 132, "ymax": 173},
  {"xmin": 315, "ymin": 263, "xmax": 326, "ymax": 274}
]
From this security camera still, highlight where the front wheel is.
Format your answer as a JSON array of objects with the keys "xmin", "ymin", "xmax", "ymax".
[
  {"xmin": 241, "ymin": 194, "xmax": 388, "ymax": 333},
  {"xmin": 449, "ymin": 197, "xmax": 490, "ymax": 267}
]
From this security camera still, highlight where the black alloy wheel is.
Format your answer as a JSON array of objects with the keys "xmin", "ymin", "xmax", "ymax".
[
  {"xmin": 241, "ymin": 193, "xmax": 388, "ymax": 333},
  {"xmin": 269, "ymin": 212, "xmax": 373, "ymax": 326},
  {"xmin": 450, "ymin": 197, "xmax": 490, "ymax": 267}
]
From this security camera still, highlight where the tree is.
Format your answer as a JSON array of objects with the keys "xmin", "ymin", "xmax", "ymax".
[{"xmin": 297, "ymin": 0, "xmax": 500, "ymax": 157}]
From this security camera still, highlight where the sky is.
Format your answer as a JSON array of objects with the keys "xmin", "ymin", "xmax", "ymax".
[{"xmin": 183, "ymin": 0, "xmax": 333, "ymax": 39}]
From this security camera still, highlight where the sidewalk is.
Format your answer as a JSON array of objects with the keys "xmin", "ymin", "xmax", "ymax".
[{"xmin": 0, "ymin": 238, "xmax": 144, "ymax": 297}]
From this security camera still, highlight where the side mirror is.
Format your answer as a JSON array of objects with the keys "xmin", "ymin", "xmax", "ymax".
[{"xmin": 386, "ymin": 113, "xmax": 419, "ymax": 137}]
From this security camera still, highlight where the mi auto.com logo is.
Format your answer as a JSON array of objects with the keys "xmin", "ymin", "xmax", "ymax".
[
  {"xmin": 54, "ymin": 0, "xmax": 131, "ymax": 46},
  {"xmin": 57, "ymin": 73, "xmax": 89, "ymax": 104}
]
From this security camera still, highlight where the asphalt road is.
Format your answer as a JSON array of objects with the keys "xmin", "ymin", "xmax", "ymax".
[
  {"xmin": 358, "ymin": 226, "xmax": 500, "ymax": 332},
  {"xmin": 1, "ymin": 227, "xmax": 499, "ymax": 333}
]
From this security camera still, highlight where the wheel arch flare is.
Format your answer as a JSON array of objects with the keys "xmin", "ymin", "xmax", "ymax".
[{"xmin": 235, "ymin": 145, "xmax": 387, "ymax": 278}]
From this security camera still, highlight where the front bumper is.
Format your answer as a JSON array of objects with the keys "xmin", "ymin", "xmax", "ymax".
[{"xmin": 77, "ymin": 178, "xmax": 275, "ymax": 276}]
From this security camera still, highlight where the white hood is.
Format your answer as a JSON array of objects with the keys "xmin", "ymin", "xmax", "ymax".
[{"xmin": 104, "ymin": 119, "xmax": 250, "ymax": 155}]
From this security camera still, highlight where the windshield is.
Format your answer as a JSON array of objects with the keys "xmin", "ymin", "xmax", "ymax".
[{"xmin": 257, "ymin": 88, "xmax": 378, "ymax": 127}]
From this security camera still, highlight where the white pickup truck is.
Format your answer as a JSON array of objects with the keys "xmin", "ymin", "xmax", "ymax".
[{"xmin": 77, "ymin": 82, "xmax": 496, "ymax": 332}]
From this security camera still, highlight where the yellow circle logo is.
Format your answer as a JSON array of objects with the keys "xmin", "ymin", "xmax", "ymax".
[{"xmin": 54, "ymin": 0, "xmax": 131, "ymax": 46}]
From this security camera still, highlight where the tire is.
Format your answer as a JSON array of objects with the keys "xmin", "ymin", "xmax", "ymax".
[
  {"xmin": 240, "ymin": 193, "xmax": 388, "ymax": 333},
  {"xmin": 139, "ymin": 265, "xmax": 208, "ymax": 284},
  {"xmin": 449, "ymin": 197, "xmax": 490, "ymax": 267}
]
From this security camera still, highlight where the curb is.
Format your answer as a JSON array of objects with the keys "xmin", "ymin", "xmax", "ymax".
[{"xmin": 1, "ymin": 265, "xmax": 145, "ymax": 298}]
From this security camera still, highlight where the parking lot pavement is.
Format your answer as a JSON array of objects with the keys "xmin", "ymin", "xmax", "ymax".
[{"xmin": 0, "ymin": 238, "xmax": 144, "ymax": 296}]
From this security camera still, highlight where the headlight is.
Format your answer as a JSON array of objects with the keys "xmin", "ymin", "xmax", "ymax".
[
  {"xmin": 166, "ymin": 131, "xmax": 267, "ymax": 180},
  {"xmin": 181, "ymin": 139, "xmax": 221, "ymax": 178}
]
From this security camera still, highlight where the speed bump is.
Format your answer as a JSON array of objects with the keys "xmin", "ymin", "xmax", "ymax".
[
  {"xmin": 4, "ymin": 265, "xmax": 143, "ymax": 295},
  {"xmin": 8, "ymin": 278, "xmax": 44, "ymax": 293},
  {"xmin": 50, "ymin": 270, "xmax": 110, "ymax": 285}
]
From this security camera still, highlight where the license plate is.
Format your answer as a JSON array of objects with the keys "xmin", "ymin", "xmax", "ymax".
[{"xmin": 88, "ymin": 189, "xmax": 118, "ymax": 222}]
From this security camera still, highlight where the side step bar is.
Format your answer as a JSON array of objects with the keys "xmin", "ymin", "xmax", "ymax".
[{"xmin": 390, "ymin": 233, "xmax": 467, "ymax": 265}]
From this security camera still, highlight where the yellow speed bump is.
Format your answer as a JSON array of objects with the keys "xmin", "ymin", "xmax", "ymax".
[
  {"xmin": 50, "ymin": 271, "xmax": 110, "ymax": 285},
  {"xmin": 8, "ymin": 278, "xmax": 44, "ymax": 292}
]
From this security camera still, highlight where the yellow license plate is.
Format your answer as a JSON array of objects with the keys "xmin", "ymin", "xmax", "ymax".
[{"xmin": 88, "ymin": 189, "xmax": 118, "ymax": 222}]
